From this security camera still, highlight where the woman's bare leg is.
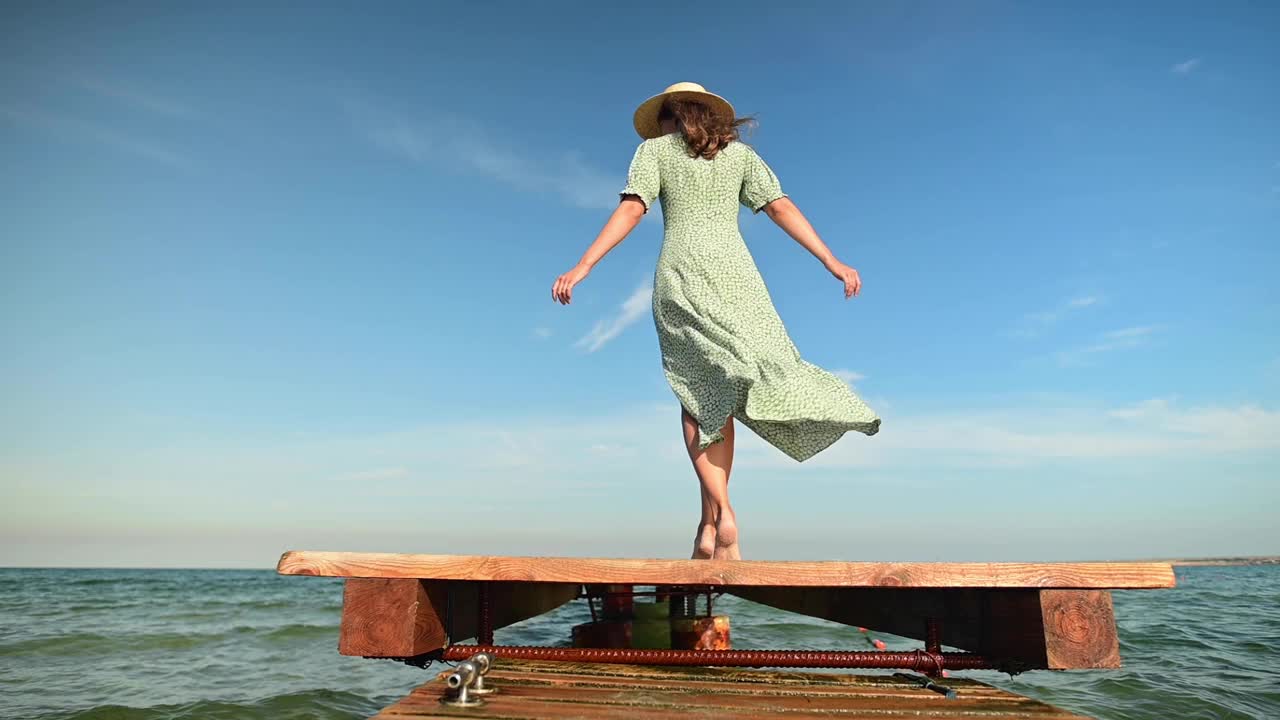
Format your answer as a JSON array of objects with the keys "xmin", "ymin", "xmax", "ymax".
[
  {"xmin": 692, "ymin": 487, "xmax": 716, "ymax": 559},
  {"xmin": 683, "ymin": 409, "xmax": 739, "ymax": 560}
]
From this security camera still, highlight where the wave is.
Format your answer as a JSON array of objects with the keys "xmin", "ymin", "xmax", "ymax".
[
  {"xmin": 40, "ymin": 689, "xmax": 379, "ymax": 720},
  {"xmin": 2, "ymin": 624, "xmax": 337, "ymax": 656}
]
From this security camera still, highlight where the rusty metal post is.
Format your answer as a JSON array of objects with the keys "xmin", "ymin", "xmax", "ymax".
[
  {"xmin": 477, "ymin": 582, "xmax": 493, "ymax": 646},
  {"xmin": 923, "ymin": 617, "xmax": 943, "ymax": 677}
]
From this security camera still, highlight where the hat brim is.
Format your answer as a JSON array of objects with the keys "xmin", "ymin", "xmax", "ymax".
[{"xmin": 632, "ymin": 89, "xmax": 736, "ymax": 140}]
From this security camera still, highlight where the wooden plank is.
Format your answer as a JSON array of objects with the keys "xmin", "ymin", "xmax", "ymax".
[
  {"xmin": 733, "ymin": 587, "xmax": 1120, "ymax": 670},
  {"xmin": 371, "ymin": 659, "xmax": 1091, "ymax": 718},
  {"xmin": 278, "ymin": 551, "xmax": 1175, "ymax": 589},
  {"xmin": 338, "ymin": 579, "xmax": 578, "ymax": 657}
]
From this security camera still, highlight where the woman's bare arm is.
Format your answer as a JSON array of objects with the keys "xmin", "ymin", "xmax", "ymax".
[
  {"xmin": 762, "ymin": 197, "xmax": 862, "ymax": 298},
  {"xmin": 552, "ymin": 197, "xmax": 647, "ymax": 304}
]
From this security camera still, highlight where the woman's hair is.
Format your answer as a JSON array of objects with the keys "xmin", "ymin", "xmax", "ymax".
[{"xmin": 659, "ymin": 98, "xmax": 755, "ymax": 160}]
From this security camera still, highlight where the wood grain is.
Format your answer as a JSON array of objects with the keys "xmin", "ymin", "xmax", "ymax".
[
  {"xmin": 338, "ymin": 578, "xmax": 445, "ymax": 657},
  {"xmin": 371, "ymin": 658, "xmax": 1091, "ymax": 718},
  {"xmin": 1040, "ymin": 590, "xmax": 1120, "ymax": 669},
  {"xmin": 278, "ymin": 551, "xmax": 1175, "ymax": 589}
]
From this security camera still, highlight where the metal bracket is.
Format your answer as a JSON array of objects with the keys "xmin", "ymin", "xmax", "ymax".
[{"xmin": 893, "ymin": 672, "xmax": 957, "ymax": 699}]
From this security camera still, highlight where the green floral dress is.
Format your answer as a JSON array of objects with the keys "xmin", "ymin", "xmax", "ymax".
[{"xmin": 620, "ymin": 133, "xmax": 881, "ymax": 462}]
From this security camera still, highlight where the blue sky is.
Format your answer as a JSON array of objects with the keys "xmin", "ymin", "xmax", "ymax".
[{"xmin": 2, "ymin": 1, "xmax": 1277, "ymax": 567}]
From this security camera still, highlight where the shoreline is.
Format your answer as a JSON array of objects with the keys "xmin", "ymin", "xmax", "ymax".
[{"xmin": 1163, "ymin": 556, "xmax": 1280, "ymax": 567}]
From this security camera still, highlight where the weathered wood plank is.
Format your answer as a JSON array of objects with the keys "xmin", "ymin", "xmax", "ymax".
[
  {"xmin": 370, "ymin": 659, "xmax": 1091, "ymax": 718},
  {"xmin": 444, "ymin": 667, "xmax": 1013, "ymax": 699},
  {"xmin": 278, "ymin": 551, "xmax": 1175, "ymax": 589},
  {"xmin": 338, "ymin": 579, "xmax": 578, "ymax": 657}
]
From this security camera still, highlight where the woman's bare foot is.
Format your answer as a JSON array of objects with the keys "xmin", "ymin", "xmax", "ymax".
[
  {"xmin": 692, "ymin": 522, "xmax": 716, "ymax": 559},
  {"xmin": 713, "ymin": 508, "xmax": 740, "ymax": 560}
]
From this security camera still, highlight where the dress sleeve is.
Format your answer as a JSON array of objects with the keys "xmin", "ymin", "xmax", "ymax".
[
  {"xmin": 619, "ymin": 140, "xmax": 660, "ymax": 213},
  {"xmin": 739, "ymin": 145, "xmax": 788, "ymax": 213}
]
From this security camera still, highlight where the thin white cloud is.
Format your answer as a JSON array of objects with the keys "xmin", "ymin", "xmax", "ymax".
[
  {"xmin": 832, "ymin": 369, "xmax": 865, "ymax": 385},
  {"xmin": 0, "ymin": 102, "xmax": 189, "ymax": 167},
  {"xmin": 1055, "ymin": 325, "xmax": 1158, "ymax": 366},
  {"xmin": 1107, "ymin": 397, "xmax": 1173, "ymax": 420},
  {"xmin": 1171, "ymin": 58, "xmax": 1201, "ymax": 75},
  {"xmin": 575, "ymin": 281, "xmax": 653, "ymax": 352},
  {"xmin": 76, "ymin": 76, "xmax": 193, "ymax": 117},
  {"xmin": 5, "ymin": 395, "xmax": 1276, "ymax": 565},
  {"xmin": 1014, "ymin": 294, "xmax": 1102, "ymax": 338},
  {"xmin": 1103, "ymin": 325, "xmax": 1156, "ymax": 340},
  {"xmin": 345, "ymin": 98, "xmax": 617, "ymax": 210},
  {"xmin": 747, "ymin": 397, "xmax": 1280, "ymax": 470},
  {"xmin": 366, "ymin": 117, "xmax": 431, "ymax": 162},
  {"xmin": 14, "ymin": 397, "xmax": 1268, "ymax": 497},
  {"xmin": 533, "ymin": 326, "xmax": 553, "ymax": 339}
]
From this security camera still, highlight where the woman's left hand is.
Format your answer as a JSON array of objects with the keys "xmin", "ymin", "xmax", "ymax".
[
  {"xmin": 552, "ymin": 263, "xmax": 591, "ymax": 304},
  {"xmin": 826, "ymin": 260, "xmax": 862, "ymax": 299}
]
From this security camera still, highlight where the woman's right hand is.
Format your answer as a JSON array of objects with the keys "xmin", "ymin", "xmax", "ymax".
[
  {"xmin": 826, "ymin": 259, "xmax": 862, "ymax": 299},
  {"xmin": 552, "ymin": 263, "xmax": 591, "ymax": 304}
]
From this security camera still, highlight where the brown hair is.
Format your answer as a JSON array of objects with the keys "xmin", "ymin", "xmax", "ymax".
[{"xmin": 659, "ymin": 98, "xmax": 755, "ymax": 160}]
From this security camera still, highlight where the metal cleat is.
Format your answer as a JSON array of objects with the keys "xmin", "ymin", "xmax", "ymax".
[{"xmin": 441, "ymin": 660, "xmax": 483, "ymax": 707}]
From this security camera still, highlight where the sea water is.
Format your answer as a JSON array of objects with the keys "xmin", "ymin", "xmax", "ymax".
[{"xmin": 1, "ymin": 566, "xmax": 1276, "ymax": 719}]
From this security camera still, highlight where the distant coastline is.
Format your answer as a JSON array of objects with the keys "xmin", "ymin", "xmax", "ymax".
[{"xmin": 1164, "ymin": 556, "xmax": 1280, "ymax": 567}]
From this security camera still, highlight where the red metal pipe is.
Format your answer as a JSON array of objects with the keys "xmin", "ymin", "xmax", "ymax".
[{"xmin": 442, "ymin": 644, "xmax": 992, "ymax": 671}]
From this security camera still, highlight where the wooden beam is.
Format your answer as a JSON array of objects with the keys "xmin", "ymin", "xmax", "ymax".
[
  {"xmin": 1041, "ymin": 590, "xmax": 1120, "ymax": 669},
  {"xmin": 731, "ymin": 587, "xmax": 1121, "ymax": 670},
  {"xmin": 337, "ymin": 578, "xmax": 578, "ymax": 658},
  {"xmin": 278, "ymin": 551, "xmax": 1175, "ymax": 589},
  {"xmin": 339, "ymin": 578, "xmax": 445, "ymax": 657}
]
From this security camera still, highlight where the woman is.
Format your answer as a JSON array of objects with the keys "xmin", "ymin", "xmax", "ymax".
[{"xmin": 552, "ymin": 82, "xmax": 880, "ymax": 560}]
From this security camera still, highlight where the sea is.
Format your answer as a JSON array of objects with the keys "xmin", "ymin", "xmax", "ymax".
[{"xmin": 1, "ymin": 565, "xmax": 1276, "ymax": 720}]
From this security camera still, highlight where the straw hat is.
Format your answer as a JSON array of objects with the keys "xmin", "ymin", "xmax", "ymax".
[{"xmin": 632, "ymin": 82, "xmax": 736, "ymax": 140}]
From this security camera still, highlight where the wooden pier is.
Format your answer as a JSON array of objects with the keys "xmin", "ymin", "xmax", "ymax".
[
  {"xmin": 277, "ymin": 551, "xmax": 1175, "ymax": 718},
  {"xmin": 373, "ymin": 660, "xmax": 1092, "ymax": 719}
]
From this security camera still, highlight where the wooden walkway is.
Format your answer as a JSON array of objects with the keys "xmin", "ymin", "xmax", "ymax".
[{"xmin": 373, "ymin": 659, "xmax": 1090, "ymax": 719}]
